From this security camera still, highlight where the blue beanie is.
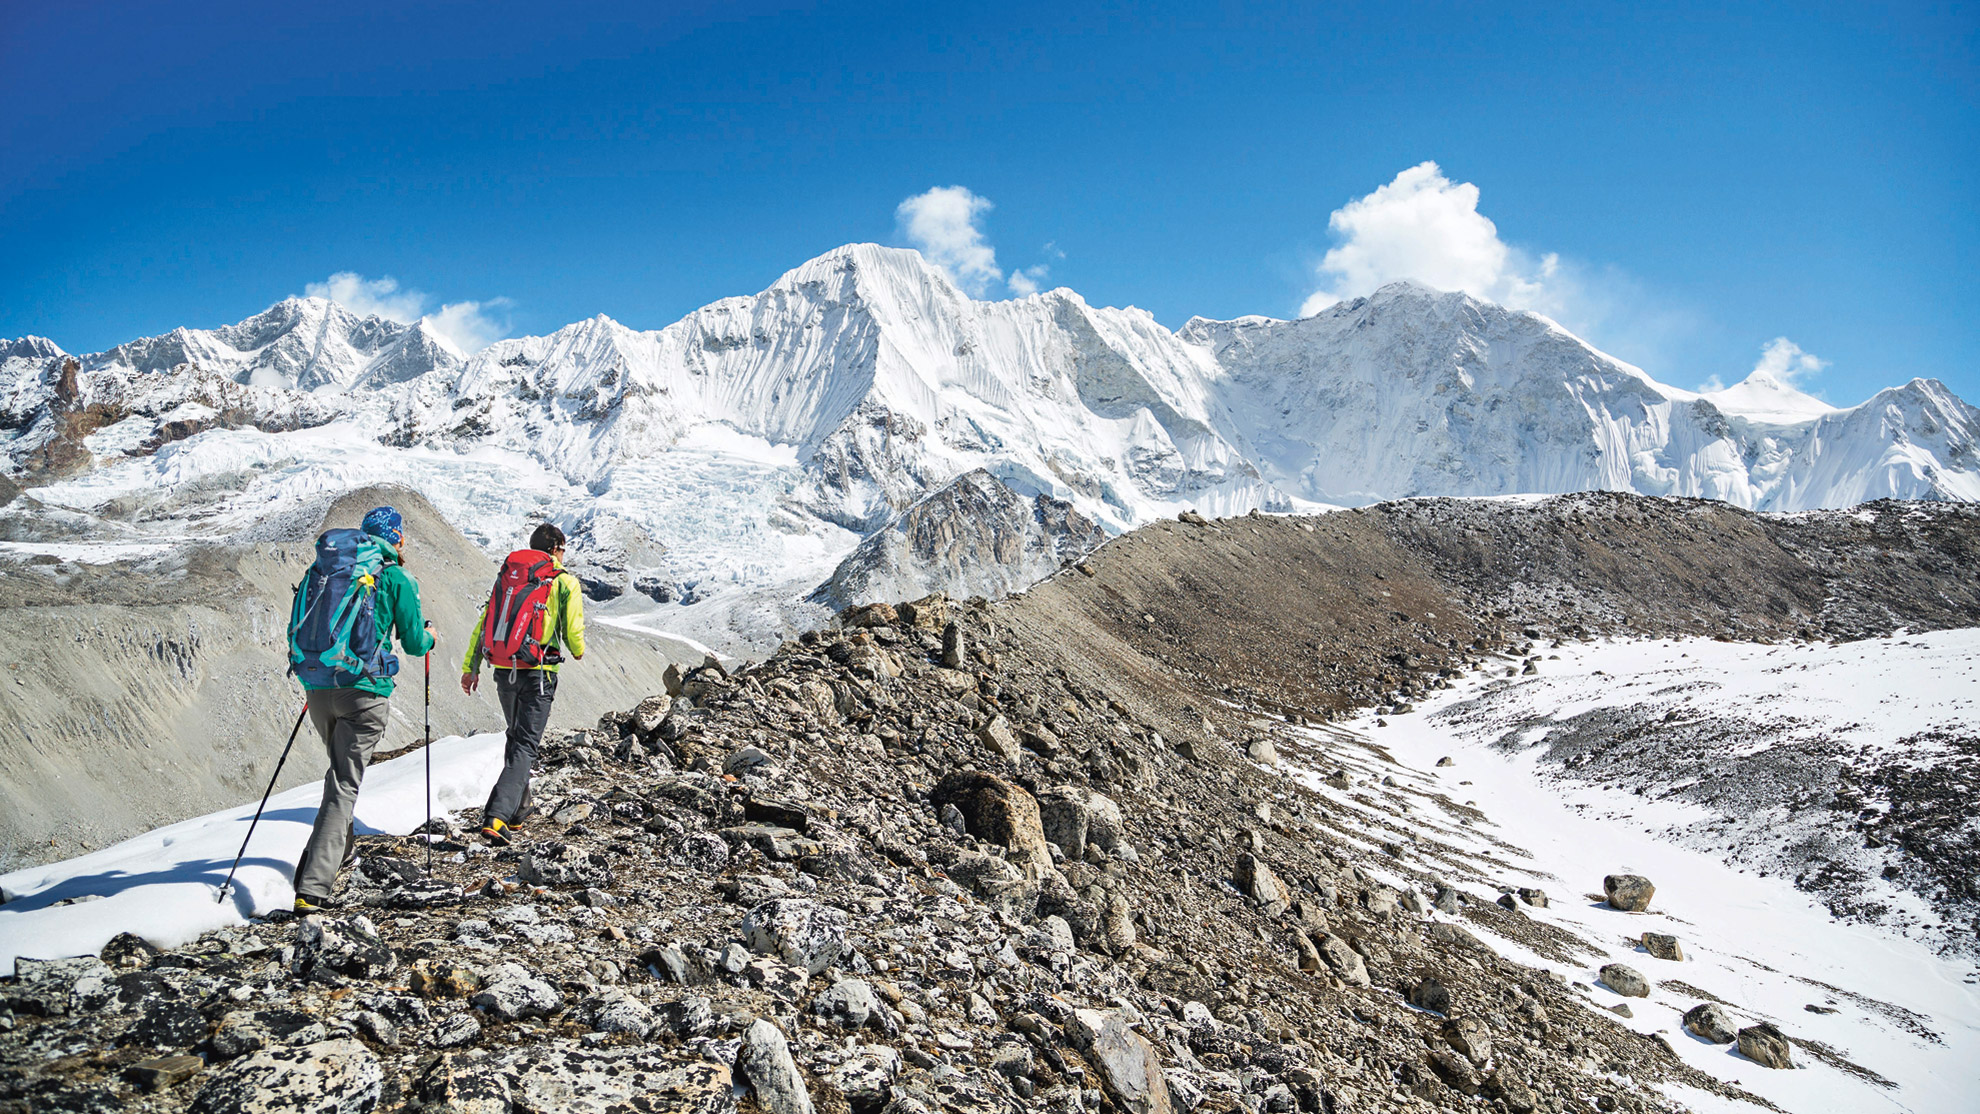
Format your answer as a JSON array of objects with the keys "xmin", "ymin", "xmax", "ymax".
[{"xmin": 361, "ymin": 506, "xmax": 405, "ymax": 546}]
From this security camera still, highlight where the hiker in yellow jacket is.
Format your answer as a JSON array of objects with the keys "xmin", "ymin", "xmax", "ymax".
[{"xmin": 460, "ymin": 523, "xmax": 585, "ymax": 845}]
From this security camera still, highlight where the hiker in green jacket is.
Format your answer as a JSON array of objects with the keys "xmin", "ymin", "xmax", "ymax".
[
  {"xmin": 293, "ymin": 505, "xmax": 435, "ymax": 912},
  {"xmin": 460, "ymin": 522, "xmax": 586, "ymax": 846}
]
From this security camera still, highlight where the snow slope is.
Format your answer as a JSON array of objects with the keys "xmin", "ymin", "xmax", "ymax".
[
  {"xmin": 0, "ymin": 733, "xmax": 506, "ymax": 971},
  {"xmin": 3, "ymin": 246, "xmax": 1976, "ymax": 653},
  {"xmin": 1281, "ymin": 632, "xmax": 1980, "ymax": 1114}
]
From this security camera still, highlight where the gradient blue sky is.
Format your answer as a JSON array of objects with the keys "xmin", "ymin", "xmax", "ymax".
[{"xmin": 2, "ymin": 1, "xmax": 1973, "ymax": 405}]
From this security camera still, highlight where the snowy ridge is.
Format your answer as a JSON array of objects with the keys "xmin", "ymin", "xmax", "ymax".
[{"xmin": 2, "ymin": 245, "xmax": 1976, "ymax": 651}]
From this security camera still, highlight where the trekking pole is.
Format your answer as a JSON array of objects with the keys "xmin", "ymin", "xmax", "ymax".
[
  {"xmin": 424, "ymin": 646, "xmax": 434, "ymax": 876},
  {"xmin": 216, "ymin": 700, "xmax": 310, "ymax": 904}
]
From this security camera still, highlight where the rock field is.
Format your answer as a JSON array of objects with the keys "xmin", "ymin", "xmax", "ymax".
[{"xmin": 4, "ymin": 491, "xmax": 1977, "ymax": 1113}]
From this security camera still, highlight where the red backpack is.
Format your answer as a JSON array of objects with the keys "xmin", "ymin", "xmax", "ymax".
[{"xmin": 481, "ymin": 549, "xmax": 560, "ymax": 668}]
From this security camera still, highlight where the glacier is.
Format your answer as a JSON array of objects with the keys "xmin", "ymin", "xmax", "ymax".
[{"xmin": 2, "ymin": 244, "xmax": 1975, "ymax": 652}]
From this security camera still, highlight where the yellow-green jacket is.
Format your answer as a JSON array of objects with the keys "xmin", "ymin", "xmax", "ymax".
[{"xmin": 462, "ymin": 560, "xmax": 586, "ymax": 673}]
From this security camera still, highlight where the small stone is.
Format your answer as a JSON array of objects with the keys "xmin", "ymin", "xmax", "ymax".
[
  {"xmin": 1610, "ymin": 1003, "xmax": 1634, "ymax": 1017},
  {"xmin": 1599, "ymin": 963, "xmax": 1651, "ymax": 998},
  {"xmin": 1435, "ymin": 756, "xmax": 1454, "ymax": 767},
  {"xmin": 1517, "ymin": 887, "xmax": 1549, "ymax": 908},
  {"xmin": 1247, "ymin": 739, "xmax": 1279, "ymax": 764},
  {"xmin": 1442, "ymin": 1015, "xmax": 1492, "ymax": 1065},
  {"xmin": 1235, "ymin": 853, "xmax": 1292, "ymax": 918},
  {"xmin": 1737, "ymin": 1022, "xmax": 1794, "ymax": 1069},
  {"xmin": 1603, "ymin": 874, "xmax": 1655, "ymax": 912},
  {"xmin": 1641, "ymin": 932, "xmax": 1684, "ymax": 961},
  {"xmin": 813, "ymin": 978, "xmax": 882, "ymax": 1030}
]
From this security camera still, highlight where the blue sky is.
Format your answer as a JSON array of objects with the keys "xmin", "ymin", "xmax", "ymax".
[{"xmin": 2, "ymin": 1, "xmax": 1973, "ymax": 405}]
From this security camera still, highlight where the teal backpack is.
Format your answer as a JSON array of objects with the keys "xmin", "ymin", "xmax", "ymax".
[{"xmin": 287, "ymin": 528, "xmax": 400, "ymax": 687}]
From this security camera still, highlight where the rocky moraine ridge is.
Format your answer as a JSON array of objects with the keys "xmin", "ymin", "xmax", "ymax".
[{"xmin": 3, "ymin": 492, "xmax": 1978, "ymax": 1114}]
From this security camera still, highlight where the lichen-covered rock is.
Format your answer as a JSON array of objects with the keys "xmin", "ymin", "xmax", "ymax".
[
  {"xmin": 469, "ymin": 964, "xmax": 562, "ymax": 1021},
  {"xmin": 738, "ymin": 1018, "xmax": 814, "ymax": 1114},
  {"xmin": 1641, "ymin": 932, "xmax": 1685, "ymax": 961},
  {"xmin": 578, "ymin": 991, "xmax": 654, "ymax": 1038},
  {"xmin": 188, "ymin": 1038, "xmax": 382, "ymax": 1114},
  {"xmin": 741, "ymin": 898, "xmax": 847, "ymax": 975},
  {"xmin": 292, "ymin": 914, "xmax": 397, "ymax": 980},
  {"xmin": 931, "ymin": 771, "xmax": 1053, "ymax": 869}
]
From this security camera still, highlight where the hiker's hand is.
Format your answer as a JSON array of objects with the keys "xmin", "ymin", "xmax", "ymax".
[{"xmin": 461, "ymin": 672, "xmax": 479, "ymax": 695}]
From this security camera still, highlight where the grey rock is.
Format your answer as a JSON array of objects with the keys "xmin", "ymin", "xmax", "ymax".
[
  {"xmin": 1082, "ymin": 1010, "xmax": 1175, "ymax": 1114},
  {"xmin": 1408, "ymin": 974, "xmax": 1451, "ymax": 1014},
  {"xmin": 579, "ymin": 991, "xmax": 655, "ymax": 1038},
  {"xmin": 1603, "ymin": 873, "xmax": 1655, "ymax": 912},
  {"xmin": 659, "ymin": 995, "xmax": 715, "ymax": 1038},
  {"xmin": 1517, "ymin": 887, "xmax": 1549, "ymax": 908},
  {"xmin": 470, "ymin": 964, "xmax": 563, "ymax": 1021},
  {"xmin": 1641, "ymin": 932, "xmax": 1685, "ymax": 961},
  {"xmin": 978, "ymin": 715, "xmax": 1021, "ymax": 762},
  {"xmin": 432, "ymin": 1011, "xmax": 483, "ymax": 1048},
  {"xmin": 1684, "ymin": 1002, "xmax": 1738, "ymax": 1043},
  {"xmin": 189, "ymin": 1038, "xmax": 382, "ymax": 1114},
  {"xmin": 742, "ymin": 898, "xmax": 848, "ymax": 975},
  {"xmin": 1316, "ymin": 932, "xmax": 1371, "ymax": 988},
  {"xmin": 737, "ymin": 1018, "xmax": 815, "ymax": 1114},
  {"xmin": 1442, "ymin": 1015, "xmax": 1493, "ymax": 1065},
  {"xmin": 1432, "ymin": 885, "xmax": 1462, "ymax": 914},
  {"xmin": 1246, "ymin": 739, "xmax": 1279, "ymax": 765},
  {"xmin": 1599, "ymin": 963, "xmax": 1651, "ymax": 998},
  {"xmin": 7, "ymin": 955, "xmax": 113, "ymax": 1016},
  {"xmin": 1737, "ymin": 1022, "xmax": 1794, "ymax": 1069},
  {"xmin": 1235, "ymin": 853, "xmax": 1292, "ymax": 918},
  {"xmin": 813, "ymin": 978, "xmax": 882, "ymax": 1030},
  {"xmin": 826, "ymin": 1044, "xmax": 900, "ymax": 1107}
]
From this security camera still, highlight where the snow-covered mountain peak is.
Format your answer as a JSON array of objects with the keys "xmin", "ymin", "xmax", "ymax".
[{"xmin": 1700, "ymin": 366, "xmax": 1839, "ymax": 424}]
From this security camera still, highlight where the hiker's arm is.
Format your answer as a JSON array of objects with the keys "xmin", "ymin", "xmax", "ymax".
[
  {"xmin": 461, "ymin": 602, "xmax": 487, "ymax": 675},
  {"xmin": 392, "ymin": 569, "xmax": 436, "ymax": 656},
  {"xmin": 562, "ymin": 575, "xmax": 586, "ymax": 660}
]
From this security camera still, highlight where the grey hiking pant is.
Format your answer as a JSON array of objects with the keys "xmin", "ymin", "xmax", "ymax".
[
  {"xmin": 483, "ymin": 667, "xmax": 557, "ymax": 827},
  {"xmin": 294, "ymin": 687, "xmax": 389, "ymax": 900}
]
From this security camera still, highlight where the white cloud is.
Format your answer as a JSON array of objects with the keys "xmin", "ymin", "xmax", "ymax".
[
  {"xmin": 1751, "ymin": 336, "xmax": 1826, "ymax": 386},
  {"xmin": 896, "ymin": 185, "xmax": 1005, "ymax": 297},
  {"xmin": 1007, "ymin": 264, "xmax": 1051, "ymax": 297},
  {"xmin": 306, "ymin": 273, "xmax": 428, "ymax": 323},
  {"xmin": 1300, "ymin": 161, "xmax": 1568, "ymax": 321},
  {"xmin": 1697, "ymin": 338, "xmax": 1828, "ymax": 394},
  {"xmin": 302, "ymin": 272, "xmax": 511, "ymax": 353}
]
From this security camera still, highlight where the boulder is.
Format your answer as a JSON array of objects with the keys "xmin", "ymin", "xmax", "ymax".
[
  {"xmin": 1316, "ymin": 933, "xmax": 1371, "ymax": 988},
  {"xmin": 292, "ymin": 915, "xmax": 397, "ymax": 981},
  {"xmin": 189, "ymin": 1038, "xmax": 382, "ymax": 1114},
  {"xmin": 977, "ymin": 715, "xmax": 1021, "ymax": 762},
  {"xmin": 1037, "ymin": 787, "xmax": 1092, "ymax": 860},
  {"xmin": 1641, "ymin": 932, "xmax": 1684, "ymax": 961},
  {"xmin": 741, "ymin": 898, "xmax": 848, "ymax": 975},
  {"xmin": 813, "ymin": 978, "xmax": 882, "ymax": 1031},
  {"xmin": 1426, "ymin": 1048, "xmax": 1482, "ymax": 1095},
  {"xmin": 931, "ymin": 771, "xmax": 1053, "ymax": 869},
  {"xmin": 1598, "ymin": 963, "xmax": 1651, "ymax": 998},
  {"xmin": 577, "ymin": 991, "xmax": 654, "ymax": 1038},
  {"xmin": 1408, "ymin": 974, "xmax": 1451, "ymax": 1014},
  {"xmin": 469, "ymin": 964, "xmax": 563, "ymax": 1021},
  {"xmin": 6, "ymin": 955, "xmax": 113, "ymax": 1017},
  {"xmin": 738, "ymin": 1018, "xmax": 815, "ymax": 1114},
  {"xmin": 1737, "ymin": 1022, "xmax": 1794, "ymax": 1069},
  {"xmin": 1084, "ymin": 1010, "xmax": 1175, "ymax": 1114},
  {"xmin": 1235, "ymin": 853, "xmax": 1292, "ymax": 918},
  {"xmin": 1603, "ymin": 874, "xmax": 1655, "ymax": 912},
  {"xmin": 1246, "ymin": 739, "xmax": 1279, "ymax": 765},
  {"xmin": 1683, "ymin": 1002, "xmax": 1738, "ymax": 1044},
  {"xmin": 1442, "ymin": 1015, "xmax": 1493, "ymax": 1065},
  {"xmin": 504, "ymin": 1047, "xmax": 734, "ymax": 1114}
]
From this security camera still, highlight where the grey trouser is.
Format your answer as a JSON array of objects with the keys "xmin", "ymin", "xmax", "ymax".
[
  {"xmin": 294, "ymin": 687, "xmax": 389, "ymax": 900},
  {"xmin": 483, "ymin": 667, "xmax": 557, "ymax": 827}
]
